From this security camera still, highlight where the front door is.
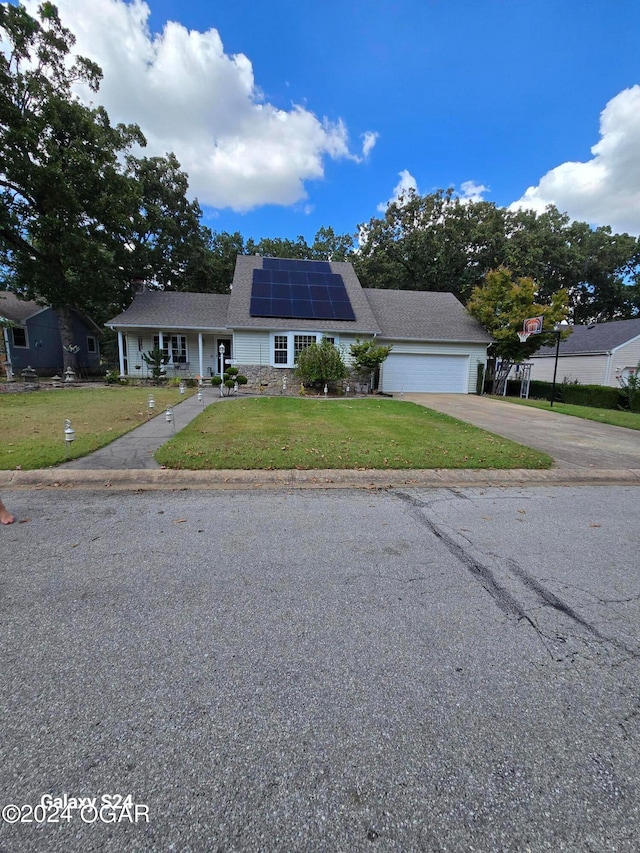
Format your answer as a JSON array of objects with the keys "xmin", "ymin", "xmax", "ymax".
[{"xmin": 216, "ymin": 338, "xmax": 232, "ymax": 376}]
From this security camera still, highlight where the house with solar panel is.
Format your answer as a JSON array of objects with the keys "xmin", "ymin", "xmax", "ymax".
[{"xmin": 106, "ymin": 256, "xmax": 491, "ymax": 394}]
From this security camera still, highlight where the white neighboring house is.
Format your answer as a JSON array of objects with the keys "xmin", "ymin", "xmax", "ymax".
[
  {"xmin": 106, "ymin": 255, "xmax": 491, "ymax": 393},
  {"xmin": 529, "ymin": 319, "xmax": 640, "ymax": 387}
]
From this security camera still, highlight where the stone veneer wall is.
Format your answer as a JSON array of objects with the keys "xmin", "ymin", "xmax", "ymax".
[
  {"xmin": 236, "ymin": 364, "xmax": 371, "ymax": 396},
  {"xmin": 235, "ymin": 364, "xmax": 302, "ymax": 394}
]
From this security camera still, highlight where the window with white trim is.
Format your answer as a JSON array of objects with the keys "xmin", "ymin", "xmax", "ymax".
[
  {"xmin": 153, "ymin": 334, "xmax": 187, "ymax": 363},
  {"xmin": 274, "ymin": 335, "xmax": 288, "ymax": 365},
  {"xmin": 153, "ymin": 334, "xmax": 169, "ymax": 360},
  {"xmin": 271, "ymin": 332, "xmax": 339, "ymax": 367},
  {"xmin": 170, "ymin": 334, "xmax": 187, "ymax": 363},
  {"xmin": 294, "ymin": 334, "xmax": 316, "ymax": 361}
]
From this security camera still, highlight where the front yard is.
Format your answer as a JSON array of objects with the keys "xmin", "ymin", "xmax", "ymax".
[
  {"xmin": 0, "ymin": 386, "xmax": 192, "ymax": 469},
  {"xmin": 155, "ymin": 397, "xmax": 552, "ymax": 470}
]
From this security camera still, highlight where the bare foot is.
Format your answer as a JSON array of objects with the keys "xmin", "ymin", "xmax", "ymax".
[{"xmin": 0, "ymin": 503, "xmax": 15, "ymax": 525}]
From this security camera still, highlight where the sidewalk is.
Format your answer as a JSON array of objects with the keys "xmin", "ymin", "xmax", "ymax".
[{"xmin": 58, "ymin": 385, "xmax": 222, "ymax": 470}]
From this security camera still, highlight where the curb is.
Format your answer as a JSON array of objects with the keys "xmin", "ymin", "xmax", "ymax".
[{"xmin": 1, "ymin": 468, "xmax": 640, "ymax": 490}]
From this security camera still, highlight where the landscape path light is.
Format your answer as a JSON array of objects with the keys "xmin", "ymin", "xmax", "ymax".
[
  {"xmin": 64, "ymin": 418, "xmax": 75, "ymax": 459},
  {"xmin": 147, "ymin": 394, "xmax": 155, "ymax": 417},
  {"xmin": 165, "ymin": 406, "xmax": 175, "ymax": 431},
  {"xmin": 179, "ymin": 381, "xmax": 185, "ymax": 396},
  {"xmin": 197, "ymin": 388, "xmax": 203, "ymax": 405}
]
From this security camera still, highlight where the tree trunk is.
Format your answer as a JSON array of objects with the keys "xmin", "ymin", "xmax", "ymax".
[{"xmin": 57, "ymin": 306, "xmax": 79, "ymax": 372}]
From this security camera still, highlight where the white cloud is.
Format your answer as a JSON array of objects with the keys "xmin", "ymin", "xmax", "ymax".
[
  {"xmin": 510, "ymin": 85, "xmax": 640, "ymax": 235},
  {"xmin": 377, "ymin": 169, "xmax": 418, "ymax": 212},
  {"xmin": 361, "ymin": 131, "xmax": 379, "ymax": 160},
  {"xmin": 458, "ymin": 180, "xmax": 489, "ymax": 203},
  {"xmin": 22, "ymin": 0, "xmax": 375, "ymax": 212}
]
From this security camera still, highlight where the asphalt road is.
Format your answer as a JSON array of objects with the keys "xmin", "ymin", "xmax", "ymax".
[{"xmin": 1, "ymin": 485, "xmax": 639, "ymax": 852}]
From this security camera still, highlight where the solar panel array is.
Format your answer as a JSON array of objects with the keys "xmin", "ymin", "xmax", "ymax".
[{"xmin": 249, "ymin": 258, "xmax": 356, "ymax": 321}]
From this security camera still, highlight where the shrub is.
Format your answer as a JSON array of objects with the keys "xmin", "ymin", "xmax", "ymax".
[
  {"xmin": 349, "ymin": 338, "xmax": 392, "ymax": 389},
  {"xmin": 527, "ymin": 380, "xmax": 623, "ymax": 409},
  {"xmin": 141, "ymin": 347, "xmax": 169, "ymax": 380},
  {"xmin": 294, "ymin": 337, "xmax": 348, "ymax": 389},
  {"xmin": 617, "ymin": 363, "xmax": 640, "ymax": 412}
]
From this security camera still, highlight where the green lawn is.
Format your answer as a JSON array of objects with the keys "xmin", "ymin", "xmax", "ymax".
[
  {"xmin": 0, "ymin": 386, "xmax": 193, "ymax": 469},
  {"xmin": 498, "ymin": 396, "xmax": 640, "ymax": 430},
  {"xmin": 155, "ymin": 397, "xmax": 552, "ymax": 470}
]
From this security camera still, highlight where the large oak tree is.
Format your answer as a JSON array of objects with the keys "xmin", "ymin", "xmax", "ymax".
[{"xmin": 0, "ymin": 2, "xmax": 145, "ymax": 367}]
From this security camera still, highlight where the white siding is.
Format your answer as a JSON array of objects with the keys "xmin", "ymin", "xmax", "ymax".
[
  {"xmin": 121, "ymin": 330, "xmax": 218, "ymax": 377},
  {"xmin": 234, "ymin": 329, "xmax": 356, "ymax": 367},
  {"xmin": 233, "ymin": 330, "xmax": 271, "ymax": 365},
  {"xmin": 610, "ymin": 339, "xmax": 640, "ymax": 384},
  {"xmin": 529, "ymin": 354, "xmax": 609, "ymax": 386}
]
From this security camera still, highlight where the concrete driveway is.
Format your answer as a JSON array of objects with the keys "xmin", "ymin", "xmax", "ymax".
[{"xmin": 400, "ymin": 393, "xmax": 640, "ymax": 470}]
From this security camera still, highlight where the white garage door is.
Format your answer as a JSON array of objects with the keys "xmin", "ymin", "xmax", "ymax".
[{"xmin": 382, "ymin": 353, "xmax": 469, "ymax": 393}]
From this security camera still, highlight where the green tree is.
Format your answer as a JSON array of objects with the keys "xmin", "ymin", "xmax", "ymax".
[
  {"xmin": 294, "ymin": 337, "xmax": 348, "ymax": 389},
  {"xmin": 140, "ymin": 346, "xmax": 168, "ymax": 381},
  {"xmin": 349, "ymin": 338, "xmax": 392, "ymax": 388},
  {"xmin": 354, "ymin": 189, "xmax": 508, "ymax": 301},
  {"xmin": 309, "ymin": 226, "xmax": 354, "ymax": 261},
  {"xmin": 117, "ymin": 153, "xmax": 215, "ymax": 299},
  {"xmin": 245, "ymin": 227, "xmax": 354, "ymax": 263},
  {"xmin": 467, "ymin": 268, "xmax": 569, "ymax": 393},
  {"xmin": 0, "ymin": 2, "xmax": 145, "ymax": 367},
  {"xmin": 354, "ymin": 189, "xmax": 640, "ymax": 320}
]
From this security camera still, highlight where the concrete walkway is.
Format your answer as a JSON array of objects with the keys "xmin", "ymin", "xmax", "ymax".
[
  {"xmin": 58, "ymin": 385, "xmax": 222, "ymax": 470},
  {"xmin": 400, "ymin": 393, "xmax": 640, "ymax": 470}
]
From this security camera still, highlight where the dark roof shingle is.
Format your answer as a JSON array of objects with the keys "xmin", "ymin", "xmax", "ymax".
[
  {"xmin": 106, "ymin": 292, "xmax": 231, "ymax": 329},
  {"xmin": 534, "ymin": 318, "xmax": 640, "ymax": 355},
  {"xmin": 363, "ymin": 289, "xmax": 491, "ymax": 342},
  {"xmin": 0, "ymin": 292, "xmax": 45, "ymax": 323}
]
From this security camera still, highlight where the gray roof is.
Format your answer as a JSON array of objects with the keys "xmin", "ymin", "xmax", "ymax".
[
  {"xmin": 364, "ymin": 289, "xmax": 492, "ymax": 342},
  {"xmin": 0, "ymin": 292, "xmax": 45, "ymax": 323},
  {"xmin": 534, "ymin": 318, "xmax": 640, "ymax": 356},
  {"xmin": 226, "ymin": 255, "xmax": 381, "ymax": 334},
  {"xmin": 106, "ymin": 258, "xmax": 490, "ymax": 345},
  {"xmin": 106, "ymin": 292, "xmax": 231, "ymax": 329}
]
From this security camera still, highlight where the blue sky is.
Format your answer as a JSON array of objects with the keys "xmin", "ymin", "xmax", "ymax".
[{"xmin": 17, "ymin": 0, "xmax": 640, "ymax": 240}]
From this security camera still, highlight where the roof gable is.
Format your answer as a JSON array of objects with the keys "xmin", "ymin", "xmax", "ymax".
[{"xmin": 227, "ymin": 256, "xmax": 380, "ymax": 333}]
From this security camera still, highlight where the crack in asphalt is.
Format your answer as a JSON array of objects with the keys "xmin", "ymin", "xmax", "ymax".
[
  {"xmin": 393, "ymin": 490, "xmax": 638, "ymax": 662},
  {"xmin": 393, "ymin": 491, "xmax": 537, "ymax": 624}
]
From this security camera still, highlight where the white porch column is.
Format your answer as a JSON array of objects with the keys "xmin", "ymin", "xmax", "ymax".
[
  {"xmin": 158, "ymin": 331, "xmax": 164, "ymax": 354},
  {"xmin": 117, "ymin": 331, "xmax": 125, "ymax": 376},
  {"xmin": 198, "ymin": 333, "xmax": 204, "ymax": 379}
]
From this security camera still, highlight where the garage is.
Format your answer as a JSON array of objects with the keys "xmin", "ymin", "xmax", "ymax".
[{"xmin": 381, "ymin": 353, "xmax": 469, "ymax": 393}]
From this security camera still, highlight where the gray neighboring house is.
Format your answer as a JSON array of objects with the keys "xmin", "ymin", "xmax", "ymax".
[
  {"xmin": 529, "ymin": 318, "xmax": 640, "ymax": 387},
  {"xmin": 0, "ymin": 291, "xmax": 101, "ymax": 379},
  {"xmin": 106, "ymin": 256, "xmax": 491, "ymax": 394}
]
